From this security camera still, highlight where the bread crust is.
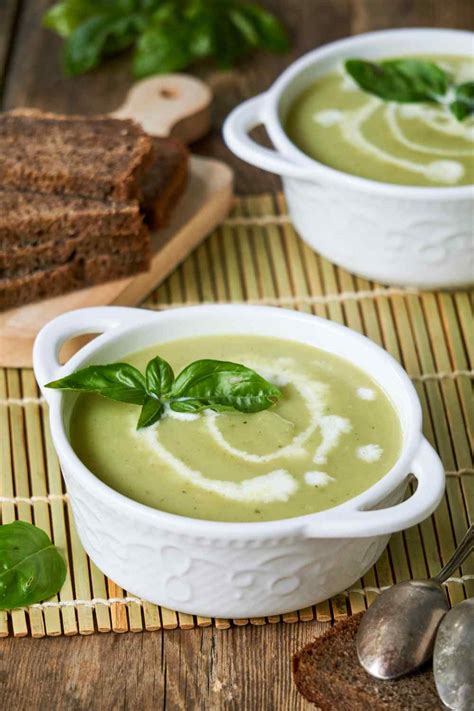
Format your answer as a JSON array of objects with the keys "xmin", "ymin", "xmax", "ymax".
[
  {"xmin": 140, "ymin": 137, "xmax": 189, "ymax": 229},
  {"xmin": 0, "ymin": 190, "xmax": 143, "ymax": 248}
]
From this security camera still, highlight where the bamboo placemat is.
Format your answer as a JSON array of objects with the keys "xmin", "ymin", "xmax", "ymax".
[{"xmin": 1, "ymin": 193, "xmax": 472, "ymax": 637}]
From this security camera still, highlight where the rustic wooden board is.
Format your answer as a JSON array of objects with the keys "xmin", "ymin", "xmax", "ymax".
[{"xmin": 0, "ymin": 155, "xmax": 233, "ymax": 367}]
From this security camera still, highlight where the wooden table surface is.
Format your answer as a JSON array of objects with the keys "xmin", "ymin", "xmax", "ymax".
[{"xmin": 0, "ymin": 1, "xmax": 472, "ymax": 709}]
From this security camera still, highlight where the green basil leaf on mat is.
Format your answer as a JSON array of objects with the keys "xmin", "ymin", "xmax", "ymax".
[
  {"xmin": 449, "ymin": 81, "xmax": 474, "ymax": 120},
  {"xmin": 46, "ymin": 363, "xmax": 147, "ymax": 405},
  {"xmin": 145, "ymin": 356, "xmax": 174, "ymax": 398},
  {"xmin": 137, "ymin": 395, "xmax": 164, "ymax": 429},
  {"xmin": 171, "ymin": 359, "xmax": 282, "ymax": 413},
  {"xmin": 0, "ymin": 521, "xmax": 66, "ymax": 610},
  {"xmin": 345, "ymin": 58, "xmax": 449, "ymax": 103}
]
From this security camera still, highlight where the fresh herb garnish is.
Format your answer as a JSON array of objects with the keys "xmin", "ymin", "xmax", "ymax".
[
  {"xmin": 0, "ymin": 521, "xmax": 66, "ymax": 610},
  {"xmin": 46, "ymin": 355, "xmax": 282, "ymax": 428},
  {"xmin": 345, "ymin": 58, "xmax": 474, "ymax": 122},
  {"xmin": 449, "ymin": 82, "xmax": 474, "ymax": 121},
  {"xmin": 42, "ymin": 0, "xmax": 290, "ymax": 78}
]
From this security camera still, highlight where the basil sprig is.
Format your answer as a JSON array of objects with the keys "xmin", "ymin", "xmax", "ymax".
[
  {"xmin": 42, "ymin": 0, "xmax": 289, "ymax": 78},
  {"xmin": 345, "ymin": 58, "xmax": 474, "ymax": 122},
  {"xmin": 0, "ymin": 521, "xmax": 66, "ymax": 610},
  {"xmin": 46, "ymin": 355, "xmax": 282, "ymax": 428}
]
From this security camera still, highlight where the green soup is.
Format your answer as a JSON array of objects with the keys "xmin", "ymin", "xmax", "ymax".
[
  {"xmin": 70, "ymin": 336, "xmax": 402, "ymax": 523},
  {"xmin": 285, "ymin": 55, "xmax": 474, "ymax": 187}
]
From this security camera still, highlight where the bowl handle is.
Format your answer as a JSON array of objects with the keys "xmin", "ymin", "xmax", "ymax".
[
  {"xmin": 223, "ymin": 95, "xmax": 312, "ymax": 179},
  {"xmin": 303, "ymin": 438, "xmax": 445, "ymax": 539},
  {"xmin": 33, "ymin": 306, "xmax": 158, "ymax": 391}
]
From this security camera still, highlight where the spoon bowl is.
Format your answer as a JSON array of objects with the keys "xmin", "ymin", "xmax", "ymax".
[
  {"xmin": 356, "ymin": 525, "xmax": 473, "ymax": 680},
  {"xmin": 433, "ymin": 598, "xmax": 474, "ymax": 711},
  {"xmin": 356, "ymin": 580, "xmax": 448, "ymax": 679}
]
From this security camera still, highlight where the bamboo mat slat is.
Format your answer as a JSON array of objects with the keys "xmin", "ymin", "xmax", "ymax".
[{"xmin": 1, "ymin": 193, "xmax": 472, "ymax": 636}]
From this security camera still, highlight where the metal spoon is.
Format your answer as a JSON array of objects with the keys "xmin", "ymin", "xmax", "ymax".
[
  {"xmin": 356, "ymin": 525, "xmax": 474, "ymax": 680},
  {"xmin": 433, "ymin": 597, "xmax": 474, "ymax": 710}
]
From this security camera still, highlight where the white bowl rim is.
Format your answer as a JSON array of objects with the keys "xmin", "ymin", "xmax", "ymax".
[
  {"xmin": 41, "ymin": 304, "xmax": 426, "ymax": 539},
  {"xmin": 262, "ymin": 27, "xmax": 474, "ymax": 199}
]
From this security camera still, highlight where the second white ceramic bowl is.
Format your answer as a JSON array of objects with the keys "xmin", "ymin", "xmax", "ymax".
[
  {"xmin": 224, "ymin": 29, "xmax": 474, "ymax": 289},
  {"xmin": 33, "ymin": 306, "xmax": 445, "ymax": 618}
]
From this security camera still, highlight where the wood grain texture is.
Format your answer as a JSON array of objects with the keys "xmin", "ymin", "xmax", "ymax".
[
  {"xmin": 1, "ymin": 2, "xmax": 473, "ymax": 709},
  {"xmin": 0, "ymin": 621, "xmax": 329, "ymax": 710}
]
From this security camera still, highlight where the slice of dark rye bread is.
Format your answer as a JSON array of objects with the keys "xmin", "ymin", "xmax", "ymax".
[
  {"xmin": 292, "ymin": 613, "xmax": 442, "ymax": 711},
  {"xmin": 141, "ymin": 137, "xmax": 189, "ymax": 229},
  {"xmin": 0, "ymin": 244, "xmax": 150, "ymax": 311},
  {"xmin": 2, "ymin": 226, "xmax": 149, "ymax": 276},
  {"xmin": 0, "ymin": 190, "xmax": 144, "ymax": 250},
  {"xmin": 0, "ymin": 109, "xmax": 154, "ymax": 201}
]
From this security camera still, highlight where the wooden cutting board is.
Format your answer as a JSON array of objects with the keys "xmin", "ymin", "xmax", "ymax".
[{"xmin": 0, "ymin": 75, "xmax": 234, "ymax": 367}]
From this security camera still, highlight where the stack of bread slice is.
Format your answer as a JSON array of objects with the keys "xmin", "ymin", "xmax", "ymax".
[{"xmin": 0, "ymin": 109, "xmax": 188, "ymax": 311}]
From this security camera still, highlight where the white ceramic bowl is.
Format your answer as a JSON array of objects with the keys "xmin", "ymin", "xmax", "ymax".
[
  {"xmin": 223, "ymin": 29, "xmax": 474, "ymax": 289},
  {"xmin": 34, "ymin": 305, "xmax": 445, "ymax": 618}
]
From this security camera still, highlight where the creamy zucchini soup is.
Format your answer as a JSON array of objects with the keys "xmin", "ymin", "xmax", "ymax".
[
  {"xmin": 285, "ymin": 56, "xmax": 474, "ymax": 186},
  {"xmin": 68, "ymin": 336, "xmax": 402, "ymax": 523}
]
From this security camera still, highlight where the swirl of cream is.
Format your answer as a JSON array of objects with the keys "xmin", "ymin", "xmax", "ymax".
[
  {"xmin": 338, "ymin": 99, "xmax": 465, "ymax": 184},
  {"xmin": 386, "ymin": 104, "xmax": 473, "ymax": 156},
  {"xmin": 134, "ymin": 358, "xmax": 354, "ymax": 503}
]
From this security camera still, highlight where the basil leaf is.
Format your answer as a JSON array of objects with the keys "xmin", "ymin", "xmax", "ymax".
[
  {"xmin": 137, "ymin": 395, "xmax": 164, "ymax": 428},
  {"xmin": 133, "ymin": 19, "xmax": 193, "ymax": 77},
  {"xmin": 345, "ymin": 58, "xmax": 449, "ymax": 103},
  {"xmin": 44, "ymin": 0, "xmax": 290, "ymax": 78},
  {"xmin": 42, "ymin": 0, "xmax": 95, "ymax": 37},
  {"xmin": 171, "ymin": 359, "xmax": 281, "ymax": 412},
  {"xmin": 169, "ymin": 399, "xmax": 208, "ymax": 413},
  {"xmin": 46, "ymin": 363, "xmax": 146, "ymax": 405},
  {"xmin": 44, "ymin": 0, "xmax": 146, "ymax": 38},
  {"xmin": 170, "ymin": 399, "xmax": 233, "ymax": 413},
  {"xmin": 450, "ymin": 82, "xmax": 474, "ymax": 121},
  {"xmin": 229, "ymin": 8, "xmax": 260, "ymax": 47},
  {"xmin": 240, "ymin": 4, "xmax": 289, "ymax": 53},
  {"xmin": 145, "ymin": 355, "xmax": 174, "ymax": 398},
  {"xmin": 0, "ymin": 521, "xmax": 66, "ymax": 610},
  {"xmin": 189, "ymin": 26, "xmax": 214, "ymax": 58},
  {"xmin": 45, "ymin": 355, "xmax": 281, "ymax": 428},
  {"xmin": 64, "ymin": 14, "xmax": 143, "ymax": 76}
]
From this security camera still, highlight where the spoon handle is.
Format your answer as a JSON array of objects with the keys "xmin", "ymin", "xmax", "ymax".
[{"xmin": 432, "ymin": 525, "xmax": 474, "ymax": 584}]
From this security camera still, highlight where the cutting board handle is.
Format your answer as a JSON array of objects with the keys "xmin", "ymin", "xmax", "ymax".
[{"xmin": 111, "ymin": 73, "xmax": 212, "ymax": 144}]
